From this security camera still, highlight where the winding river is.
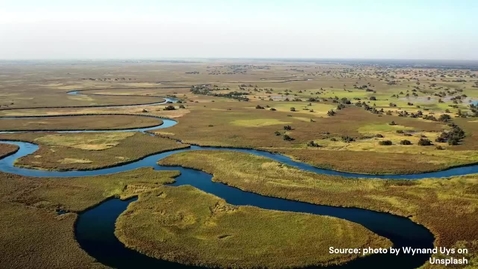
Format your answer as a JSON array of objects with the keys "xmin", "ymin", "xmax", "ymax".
[{"xmin": 2, "ymin": 92, "xmax": 473, "ymax": 268}]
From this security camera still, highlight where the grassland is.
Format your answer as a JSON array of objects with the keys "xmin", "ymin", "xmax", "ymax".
[
  {"xmin": 0, "ymin": 168, "xmax": 179, "ymax": 269},
  {"xmin": 0, "ymin": 166, "xmax": 391, "ymax": 269},
  {"xmin": 0, "ymin": 114, "xmax": 162, "ymax": 131},
  {"xmin": 115, "ymin": 185, "xmax": 391, "ymax": 268},
  {"xmin": 0, "ymin": 132, "xmax": 188, "ymax": 170},
  {"xmin": 159, "ymin": 151, "xmax": 478, "ymax": 268},
  {"xmin": 0, "ymin": 143, "xmax": 18, "ymax": 157},
  {"xmin": 1, "ymin": 61, "xmax": 478, "ymax": 268}
]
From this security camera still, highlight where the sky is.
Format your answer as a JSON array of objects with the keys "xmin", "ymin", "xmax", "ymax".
[{"xmin": 0, "ymin": 0, "xmax": 477, "ymax": 60}]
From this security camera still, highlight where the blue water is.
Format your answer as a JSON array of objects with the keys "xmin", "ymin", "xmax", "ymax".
[
  {"xmin": 0, "ymin": 117, "xmax": 177, "ymax": 134},
  {"xmin": 3, "ymin": 111, "xmax": 473, "ymax": 268},
  {"xmin": 1, "ymin": 137, "xmax": 439, "ymax": 269},
  {"xmin": 2, "ymin": 139, "xmax": 478, "ymax": 180},
  {"xmin": 66, "ymin": 89, "xmax": 177, "ymax": 107}
]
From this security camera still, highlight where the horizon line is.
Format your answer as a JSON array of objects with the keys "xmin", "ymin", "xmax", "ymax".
[{"xmin": 1, "ymin": 57, "xmax": 478, "ymax": 62}]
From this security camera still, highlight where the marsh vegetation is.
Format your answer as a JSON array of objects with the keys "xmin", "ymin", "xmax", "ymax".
[{"xmin": 0, "ymin": 60, "xmax": 477, "ymax": 268}]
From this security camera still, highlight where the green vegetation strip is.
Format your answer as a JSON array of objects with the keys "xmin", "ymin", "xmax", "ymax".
[{"xmin": 115, "ymin": 185, "xmax": 391, "ymax": 268}]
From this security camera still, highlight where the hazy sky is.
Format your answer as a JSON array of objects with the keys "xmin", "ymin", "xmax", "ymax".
[{"xmin": 0, "ymin": 0, "xmax": 477, "ymax": 60}]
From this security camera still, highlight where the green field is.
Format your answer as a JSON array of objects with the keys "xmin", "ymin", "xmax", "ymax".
[{"xmin": 116, "ymin": 185, "xmax": 390, "ymax": 268}]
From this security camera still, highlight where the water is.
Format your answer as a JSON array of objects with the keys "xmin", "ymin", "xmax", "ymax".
[
  {"xmin": 0, "ymin": 118, "xmax": 177, "ymax": 134},
  {"xmin": 0, "ymin": 139, "xmax": 443, "ymax": 269},
  {"xmin": 4, "ymin": 111, "xmax": 474, "ymax": 268},
  {"xmin": 75, "ymin": 165, "xmax": 434, "ymax": 269},
  {"xmin": 2, "ymin": 140, "xmax": 478, "ymax": 180}
]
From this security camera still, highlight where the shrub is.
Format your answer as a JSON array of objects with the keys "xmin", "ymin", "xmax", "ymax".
[
  {"xmin": 274, "ymin": 131, "xmax": 281, "ymax": 136},
  {"xmin": 327, "ymin": 110, "xmax": 336, "ymax": 116},
  {"xmin": 179, "ymin": 104, "xmax": 186, "ymax": 109},
  {"xmin": 283, "ymin": 134, "xmax": 294, "ymax": 141},
  {"xmin": 438, "ymin": 114, "xmax": 452, "ymax": 122},
  {"xmin": 389, "ymin": 121, "xmax": 397, "ymax": 125},
  {"xmin": 164, "ymin": 105, "xmax": 176, "ymax": 111},
  {"xmin": 290, "ymin": 107, "xmax": 296, "ymax": 112},
  {"xmin": 341, "ymin": 136, "xmax": 355, "ymax": 143},
  {"xmin": 307, "ymin": 141, "xmax": 321, "ymax": 147},
  {"xmin": 379, "ymin": 140, "xmax": 393, "ymax": 145},
  {"xmin": 400, "ymin": 140, "xmax": 412, "ymax": 145},
  {"xmin": 283, "ymin": 125, "xmax": 292, "ymax": 130},
  {"xmin": 270, "ymin": 108, "xmax": 276, "ymax": 111},
  {"xmin": 255, "ymin": 105, "xmax": 265, "ymax": 109},
  {"xmin": 418, "ymin": 138, "xmax": 433, "ymax": 146}
]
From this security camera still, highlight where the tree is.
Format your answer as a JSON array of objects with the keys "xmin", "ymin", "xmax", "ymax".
[{"xmin": 438, "ymin": 114, "xmax": 451, "ymax": 122}]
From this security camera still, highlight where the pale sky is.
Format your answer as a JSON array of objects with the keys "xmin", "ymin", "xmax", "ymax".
[{"xmin": 0, "ymin": 0, "xmax": 477, "ymax": 60}]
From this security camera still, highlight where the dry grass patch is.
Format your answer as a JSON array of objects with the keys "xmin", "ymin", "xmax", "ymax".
[
  {"xmin": 58, "ymin": 158, "xmax": 92, "ymax": 164},
  {"xmin": 0, "ymin": 143, "xmax": 18, "ymax": 158},
  {"xmin": 0, "ymin": 132, "xmax": 189, "ymax": 171},
  {"xmin": 35, "ymin": 132, "xmax": 135, "ymax": 151}
]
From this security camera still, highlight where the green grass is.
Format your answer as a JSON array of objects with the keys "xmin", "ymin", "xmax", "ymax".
[
  {"xmin": 116, "ymin": 185, "xmax": 391, "ymax": 268},
  {"xmin": 0, "ymin": 168, "xmax": 177, "ymax": 269},
  {"xmin": 159, "ymin": 150, "xmax": 478, "ymax": 268},
  {"xmin": 358, "ymin": 123, "xmax": 416, "ymax": 134},
  {"xmin": 230, "ymin": 118, "xmax": 291, "ymax": 127}
]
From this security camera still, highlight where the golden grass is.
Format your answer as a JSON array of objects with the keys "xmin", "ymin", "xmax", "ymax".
[
  {"xmin": 0, "ymin": 132, "xmax": 189, "ymax": 171},
  {"xmin": 159, "ymin": 150, "xmax": 478, "ymax": 268},
  {"xmin": 35, "ymin": 132, "xmax": 135, "ymax": 151},
  {"xmin": 116, "ymin": 185, "xmax": 391, "ymax": 268}
]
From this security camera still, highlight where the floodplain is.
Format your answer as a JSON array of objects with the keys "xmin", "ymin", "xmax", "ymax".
[{"xmin": 0, "ymin": 60, "xmax": 477, "ymax": 269}]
